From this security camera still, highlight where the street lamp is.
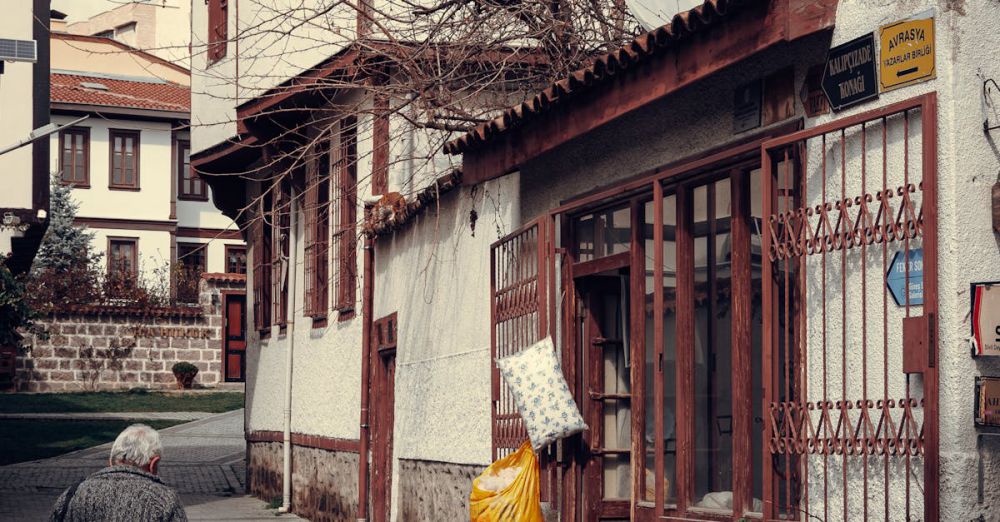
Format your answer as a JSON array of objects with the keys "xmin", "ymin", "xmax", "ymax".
[{"xmin": 0, "ymin": 115, "xmax": 89, "ymax": 157}]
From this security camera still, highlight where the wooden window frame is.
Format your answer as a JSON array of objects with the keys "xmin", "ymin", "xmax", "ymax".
[
  {"xmin": 273, "ymin": 180, "xmax": 291, "ymax": 328},
  {"xmin": 332, "ymin": 116, "xmax": 358, "ymax": 319},
  {"xmin": 304, "ymin": 139, "xmax": 331, "ymax": 325},
  {"xmin": 58, "ymin": 127, "xmax": 90, "ymax": 187},
  {"xmin": 108, "ymin": 129, "xmax": 140, "ymax": 191},
  {"xmin": 176, "ymin": 242, "xmax": 208, "ymax": 303},
  {"xmin": 225, "ymin": 244, "xmax": 247, "ymax": 275},
  {"xmin": 107, "ymin": 236, "xmax": 139, "ymax": 279},
  {"xmin": 176, "ymin": 140, "xmax": 207, "ymax": 201},
  {"xmin": 253, "ymin": 190, "xmax": 273, "ymax": 336},
  {"xmin": 207, "ymin": 0, "xmax": 228, "ymax": 65}
]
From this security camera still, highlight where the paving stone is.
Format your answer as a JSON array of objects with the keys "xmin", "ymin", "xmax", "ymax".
[{"xmin": 0, "ymin": 409, "xmax": 292, "ymax": 520}]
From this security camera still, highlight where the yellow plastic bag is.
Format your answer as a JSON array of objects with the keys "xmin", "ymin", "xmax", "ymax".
[{"xmin": 469, "ymin": 441, "xmax": 543, "ymax": 522}]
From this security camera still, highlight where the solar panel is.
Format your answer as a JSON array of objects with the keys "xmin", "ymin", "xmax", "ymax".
[{"xmin": 0, "ymin": 39, "xmax": 37, "ymax": 63}]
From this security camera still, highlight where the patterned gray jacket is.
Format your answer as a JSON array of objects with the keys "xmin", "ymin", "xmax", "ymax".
[{"xmin": 49, "ymin": 465, "xmax": 187, "ymax": 522}]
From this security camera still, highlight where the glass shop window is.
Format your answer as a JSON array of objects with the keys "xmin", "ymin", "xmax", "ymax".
[{"xmin": 574, "ymin": 205, "xmax": 631, "ymax": 262}]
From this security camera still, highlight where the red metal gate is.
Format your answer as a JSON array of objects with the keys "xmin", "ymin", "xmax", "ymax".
[
  {"xmin": 760, "ymin": 94, "xmax": 938, "ymax": 520},
  {"xmin": 490, "ymin": 219, "xmax": 552, "ymax": 459}
]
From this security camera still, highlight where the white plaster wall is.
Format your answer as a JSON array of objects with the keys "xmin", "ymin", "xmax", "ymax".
[
  {"xmin": 190, "ymin": 0, "xmax": 237, "ymax": 153},
  {"xmin": 49, "ymin": 115, "xmax": 174, "ymax": 222},
  {"xmin": 0, "ymin": 2, "xmax": 36, "ymax": 213},
  {"xmin": 177, "ymin": 198, "xmax": 242, "ymax": 230},
  {"xmin": 387, "ymin": 107, "xmax": 460, "ymax": 197},
  {"xmin": 154, "ymin": 0, "xmax": 193, "ymax": 66},
  {"xmin": 374, "ymin": 174, "xmax": 518, "ymax": 521}
]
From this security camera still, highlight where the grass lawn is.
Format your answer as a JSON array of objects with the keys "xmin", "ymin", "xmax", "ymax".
[
  {"xmin": 0, "ymin": 390, "xmax": 244, "ymax": 414},
  {"xmin": 0, "ymin": 419, "xmax": 183, "ymax": 466}
]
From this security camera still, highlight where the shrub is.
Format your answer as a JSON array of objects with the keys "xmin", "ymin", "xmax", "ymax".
[{"xmin": 171, "ymin": 362, "xmax": 199, "ymax": 375}]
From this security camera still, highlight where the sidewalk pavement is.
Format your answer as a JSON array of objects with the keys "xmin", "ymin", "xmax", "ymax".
[
  {"xmin": 0, "ymin": 411, "xmax": 213, "ymax": 421},
  {"xmin": 0, "ymin": 409, "xmax": 301, "ymax": 521}
]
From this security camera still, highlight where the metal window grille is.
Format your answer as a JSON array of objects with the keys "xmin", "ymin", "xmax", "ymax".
[
  {"xmin": 490, "ymin": 219, "xmax": 549, "ymax": 460},
  {"xmin": 305, "ymin": 140, "xmax": 331, "ymax": 318},
  {"xmin": 333, "ymin": 116, "xmax": 358, "ymax": 314}
]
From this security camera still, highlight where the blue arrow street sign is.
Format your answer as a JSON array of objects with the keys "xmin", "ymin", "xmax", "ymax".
[{"xmin": 886, "ymin": 249, "xmax": 923, "ymax": 307}]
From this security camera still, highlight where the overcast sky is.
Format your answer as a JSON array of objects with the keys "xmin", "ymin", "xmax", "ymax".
[{"xmin": 51, "ymin": 0, "xmax": 139, "ymax": 23}]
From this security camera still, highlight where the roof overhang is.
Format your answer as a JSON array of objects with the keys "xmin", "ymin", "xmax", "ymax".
[
  {"xmin": 190, "ymin": 135, "xmax": 260, "ymax": 226},
  {"xmin": 451, "ymin": 0, "xmax": 837, "ymax": 185},
  {"xmin": 52, "ymin": 102, "xmax": 189, "ymax": 122}
]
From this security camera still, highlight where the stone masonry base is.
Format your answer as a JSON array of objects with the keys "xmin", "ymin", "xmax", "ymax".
[
  {"xmin": 247, "ymin": 441, "xmax": 485, "ymax": 521},
  {"xmin": 397, "ymin": 459, "xmax": 481, "ymax": 521},
  {"xmin": 247, "ymin": 441, "xmax": 359, "ymax": 522}
]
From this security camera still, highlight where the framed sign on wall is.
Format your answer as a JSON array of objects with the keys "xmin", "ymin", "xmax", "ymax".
[{"xmin": 971, "ymin": 281, "xmax": 1000, "ymax": 357}]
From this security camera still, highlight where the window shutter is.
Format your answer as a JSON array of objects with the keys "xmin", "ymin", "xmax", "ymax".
[
  {"xmin": 207, "ymin": 0, "xmax": 228, "ymax": 62},
  {"xmin": 490, "ymin": 219, "xmax": 550, "ymax": 460},
  {"xmin": 337, "ymin": 116, "xmax": 358, "ymax": 314},
  {"xmin": 251, "ymin": 200, "xmax": 266, "ymax": 332}
]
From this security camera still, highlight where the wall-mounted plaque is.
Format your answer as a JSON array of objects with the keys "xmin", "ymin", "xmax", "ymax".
[
  {"xmin": 822, "ymin": 33, "xmax": 879, "ymax": 111},
  {"xmin": 972, "ymin": 282, "xmax": 1000, "ymax": 357},
  {"xmin": 975, "ymin": 376, "xmax": 1000, "ymax": 427},
  {"xmin": 879, "ymin": 13, "xmax": 935, "ymax": 92}
]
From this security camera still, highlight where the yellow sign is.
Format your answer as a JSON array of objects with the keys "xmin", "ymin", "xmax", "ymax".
[{"xmin": 879, "ymin": 16, "xmax": 935, "ymax": 92}]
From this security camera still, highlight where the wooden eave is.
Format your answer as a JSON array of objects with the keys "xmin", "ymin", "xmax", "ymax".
[{"xmin": 454, "ymin": 0, "xmax": 838, "ymax": 185}]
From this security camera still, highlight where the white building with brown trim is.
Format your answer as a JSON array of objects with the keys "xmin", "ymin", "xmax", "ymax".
[
  {"xmin": 193, "ymin": 0, "xmax": 1000, "ymax": 520},
  {"xmin": 49, "ymin": 31, "xmax": 245, "ymax": 297}
]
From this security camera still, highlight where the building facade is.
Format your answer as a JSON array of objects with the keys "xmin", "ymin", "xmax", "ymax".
[
  {"xmin": 194, "ymin": 0, "xmax": 1000, "ymax": 520},
  {"xmin": 63, "ymin": 0, "xmax": 191, "ymax": 66},
  {"xmin": 0, "ymin": 0, "xmax": 51, "ymax": 274},
  {"xmin": 49, "ymin": 31, "xmax": 245, "ymax": 300}
]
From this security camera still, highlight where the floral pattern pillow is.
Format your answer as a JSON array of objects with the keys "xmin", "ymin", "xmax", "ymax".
[{"xmin": 496, "ymin": 337, "xmax": 587, "ymax": 451}]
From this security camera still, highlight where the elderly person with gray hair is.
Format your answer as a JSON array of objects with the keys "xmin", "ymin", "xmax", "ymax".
[{"xmin": 49, "ymin": 423, "xmax": 187, "ymax": 521}]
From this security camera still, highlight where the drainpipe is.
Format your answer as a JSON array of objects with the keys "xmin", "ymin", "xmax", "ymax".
[
  {"xmin": 278, "ymin": 191, "xmax": 298, "ymax": 513},
  {"xmin": 357, "ymin": 233, "xmax": 374, "ymax": 522}
]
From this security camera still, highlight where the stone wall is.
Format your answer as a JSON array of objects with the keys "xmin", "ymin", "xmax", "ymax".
[
  {"xmin": 14, "ymin": 274, "xmax": 245, "ymax": 391},
  {"xmin": 396, "ymin": 459, "xmax": 481, "ymax": 521},
  {"xmin": 247, "ymin": 441, "xmax": 359, "ymax": 522}
]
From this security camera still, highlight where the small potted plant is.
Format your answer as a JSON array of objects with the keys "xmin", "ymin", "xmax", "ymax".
[{"xmin": 171, "ymin": 361, "xmax": 199, "ymax": 390}]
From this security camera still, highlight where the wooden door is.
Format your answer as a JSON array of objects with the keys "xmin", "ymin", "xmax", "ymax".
[
  {"xmin": 223, "ymin": 293, "xmax": 246, "ymax": 382},
  {"xmin": 576, "ymin": 273, "xmax": 632, "ymax": 521},
  {"xmin": 372, "ymin": 314, "xmax": 397, "ymax": 522}
]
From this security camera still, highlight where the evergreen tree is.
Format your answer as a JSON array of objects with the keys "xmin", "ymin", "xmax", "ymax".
[
  {"xmin": 26, "ymin": 176, "xmax": 101, "ymax": 308},
  {"xmin": 32, "ymin": 175, "xmax": 100, "ymax": 273}
]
